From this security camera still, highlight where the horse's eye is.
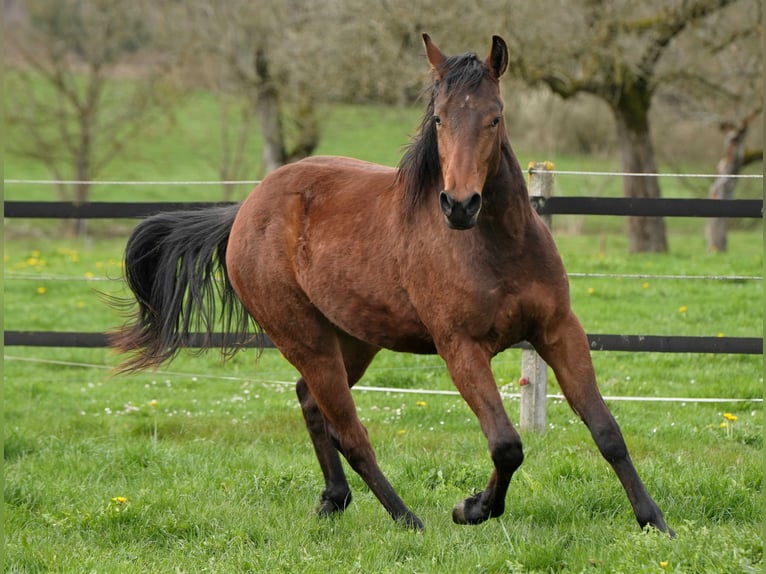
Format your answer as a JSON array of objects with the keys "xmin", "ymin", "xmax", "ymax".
[
  {"xmin": 490, "ymin": 116, "xmax": 501, "ymax": 128},
  {"xmin": 433, "ymin": 115, "xmax": 442, "ymax": 126}
]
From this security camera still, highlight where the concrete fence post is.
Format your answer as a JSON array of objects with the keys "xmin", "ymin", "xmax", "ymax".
[{"xmin": 519, "ymin": 161, "xmax": 554, "ymax": 433}]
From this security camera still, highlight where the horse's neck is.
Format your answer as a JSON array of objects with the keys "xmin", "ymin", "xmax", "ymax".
[{"xmin": 483, "ymin": 151, "xmax": 531, "ymax": 240}]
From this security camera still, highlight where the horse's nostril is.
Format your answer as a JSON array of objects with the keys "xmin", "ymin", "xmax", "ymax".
[
  {"xmin": 439, "ymin": 191, "xmax": 455, "ymax": 216},
  {"xmin": 464, "ymin": 193, "xmax": 482, "ymax": 217},
  {"xmin": 440, "ymin": 191, "xmax": 481, "ymax": 228}
]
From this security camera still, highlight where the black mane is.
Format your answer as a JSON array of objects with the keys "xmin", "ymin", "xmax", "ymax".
[{"xmin": 397, "ymin": 52, "xmax": 493, "ymax": 211}]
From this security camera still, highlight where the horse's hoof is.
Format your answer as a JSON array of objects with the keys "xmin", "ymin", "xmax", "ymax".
[
  {"xmin": 316, "ymin": 501, "xmax": 341, "ymax": 517},
  {"xmin": 452, "ymin": 500, "xmax": 468, "ymax": 524},
  {"xmin": 316, "ymin": 490, "xmax": 352, "ymax": 517},
  {"xmin": 656, "ymin": 518, "xmax": 675, "ymax": 538},
  {"xmin": 646, "ymin": 520, "xmax": 676, "ymax": 538},
  {"xmin": 452, "ymin": 494, "xmax": 488, "ymax": 525},
  {"xmin": 397, "ymin": 511, "xmax": 425, "ymax": 531}
]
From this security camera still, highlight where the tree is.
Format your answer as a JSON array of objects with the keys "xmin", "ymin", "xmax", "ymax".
[
  {"xmin": 506, "ymin": 0, "xmax": 758, "ymax": 252},
  {"xmin": 4, "ymin": 0, "xmax": 177, "ymax": 236},
  {"xmin": 313, "ymin": 0, "xmax": 512, "ymax": 105},
  {"xmin": 705, "ymin": 108, "xmax": 762, "ymax": 252},
  {"xmin": 181, "ymin": 0, "xmax": 321, "ymax": 177}
]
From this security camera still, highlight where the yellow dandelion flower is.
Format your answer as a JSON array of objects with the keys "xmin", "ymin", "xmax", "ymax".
[
  {"xmin": 36, "ymin": 286, "xmax": 46, "ymax": 295},
  {"xmin": 723, "ymin": 413, "xmax": 737, "ymax": 422},
  {"xmin": 416, "ymin": 401, "xmax": 427, "ymax": 407},
  {"xmin": 149, "ymin": 400, "xmax": 159, "ymax": 408},
  {"xmin": 660, "ymin": 561, "xmax": 668, "ymax": 569},
  {"xmin": 26, "ymin": 257, "xmax": 39, "ymax": 266},
  {"xmin": 678, "ymin": 305, "xmax": 687, "ymax": 313},
  {"xmin": 397, "ymin": 429, "xmax": 407, "ymax": 435},
  {"xmin": 587, "ymin": 287, "xmax": 596, "ymax": 295},
  {"xmin": 716, "ymin": 332, "xmax": 724, "ymax": 338},
  {"xmin": 111, "ymin": 496, "xmax": 128, "ymax": 505},
  {"xmin": 84, "ymin": 271, "xmax": 95, "ymax": 279},
  {"xmin": 642, "ymin": 282, "xmax": 650, "ymax": 289},
  {"xmin": 720, "ymin": 422, "xmax": 728, "ymax": 428}
]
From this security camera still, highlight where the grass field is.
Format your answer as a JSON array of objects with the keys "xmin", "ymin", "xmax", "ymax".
[{"xmin": 4, "ymin": 92, "xmax": 764, "ymax": 572}]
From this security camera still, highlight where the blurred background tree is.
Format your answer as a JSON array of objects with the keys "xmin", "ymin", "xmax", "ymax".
[
  {"xmin": 4, "ymin": 0, "xmax": 761, "ymax": 247},
  {"xmin": 503, "ymin": 0, "xmax": 762, "ymax": 252},
  {"xmin": 4, "ymin": 0, "xmax": 180, "ymax": 236},
  {"xmin": 176, "ymin": 0, "xmax": 322, "ymax": 182}
]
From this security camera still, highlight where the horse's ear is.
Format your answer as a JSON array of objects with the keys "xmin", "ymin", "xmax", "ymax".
[
  {"xmin": 422, "ymin": 33, "xmax": 446, "ymax": 73},
  {"xmin": 486, "ymin": 35, "xmax": 508, "ymax": 79}
]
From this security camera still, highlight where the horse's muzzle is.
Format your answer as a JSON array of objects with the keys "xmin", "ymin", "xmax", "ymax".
[{"xmin": 439, "ymin": 191, "xmax": 482, "ymax": 230}]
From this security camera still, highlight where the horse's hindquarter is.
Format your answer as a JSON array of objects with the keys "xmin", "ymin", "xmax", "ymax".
[{"xmin": 228, "ymin": 157, "xmax": 435, "ymax": 353}]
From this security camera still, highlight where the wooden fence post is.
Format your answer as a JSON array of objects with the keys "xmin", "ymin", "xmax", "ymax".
[{"xmin": 519, "ymin": 161, "xmax": 554, "ymax": 433}]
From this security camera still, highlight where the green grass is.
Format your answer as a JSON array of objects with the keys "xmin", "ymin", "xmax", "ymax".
[
  {"xmin": 4, "ymin": 227, "xmax": 762, "ymax": 572},
  {"xmin": 4, "ymin": 88, "xmax": 763, "ymax": 572},
  {"xmin": 4, "ymin": 347, "xmax": 763, "ymax": 572}
]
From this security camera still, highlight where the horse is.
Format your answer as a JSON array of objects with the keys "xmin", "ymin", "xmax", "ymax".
[{"xmin": 112, "ymin": 34, "xmax": 672, "ymax": 534}]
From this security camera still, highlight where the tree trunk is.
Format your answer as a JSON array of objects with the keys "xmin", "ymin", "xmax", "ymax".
[
  {"xmin": 252, "ymin": 48, "xmax": 319, "ymax": 175},
  {"xmin": 705, "ymin": 116, "xmax": 754, "ymax": 253},
  {"xmin": 72, "ymin": 117, "xmax": 93, "ymax": 237},
  {"xmin": 612, "ymin": 103, "xmax": 668, "ymax": 253},
  {"xmin": 254, "ymin": 47, "xmax": 286, "ymax": 174},
  {"xmin": 285, "ymin": 93, "xmax": 319, "ymax": 164},
  {"xmin": 72, "ymin": 182, "xmax": 90, "ymax": 237}
]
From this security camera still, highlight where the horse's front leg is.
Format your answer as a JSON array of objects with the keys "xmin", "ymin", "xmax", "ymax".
[
  {"xmin": 441, "ymin": 342, "xmax": 524, "ymax": 524},
  {"xmin": 534, "ymin": 311, "xmax": 673, "ymax": 535}
]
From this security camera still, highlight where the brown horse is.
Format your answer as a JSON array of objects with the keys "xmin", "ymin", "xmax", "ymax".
[{"xmin": 113, "ymin": 34, "xmax": 672, "ymax": 534}]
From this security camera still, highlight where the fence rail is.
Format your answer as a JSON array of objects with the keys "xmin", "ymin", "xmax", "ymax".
[
  {"xmin": 4, "ymin": 330, "xmax": 761, "ymax": 354},
  {"xmin": 4, "ymin": 197, "xmax": 763, "ymax": 219}
]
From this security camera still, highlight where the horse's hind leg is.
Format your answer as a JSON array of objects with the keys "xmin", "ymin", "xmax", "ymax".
[
  {"xmin": 296, "ymin": 336, "xmax": 380, "ymax": 517},
  {"xmin": 535, "ymin": 311, "xmax": 673, "ymax": 535},
  {"xmin": 265, "ymin": 312, "xmax": 421, "ymax": 528},
  {"xmin": 297, "ymin": 377, "xmax": 352, "ymax": 515}
]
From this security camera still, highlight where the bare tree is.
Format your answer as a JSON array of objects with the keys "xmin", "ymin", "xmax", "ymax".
[
  {"xmin": 705, "ymin": 108, "xmax": 762, "ymax": 252},
  {"xmin": 506, "ymin": 0, "xmax": 758, "ymax": 252},
  {"xmin": 5, "ymin": 0, "xmax": 178, "ymax": 236},
  {"xmin": 181, "ymin": 0, "xmax": 321, "ymax": 177},
  {"xmin": 216, "ymin": 95, "xmax": 258, "ymax": 202}
]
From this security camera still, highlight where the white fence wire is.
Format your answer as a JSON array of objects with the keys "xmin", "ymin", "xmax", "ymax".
[{"xmin": 4, "ymin": 355, "xmax": 761, "ymax": 404}]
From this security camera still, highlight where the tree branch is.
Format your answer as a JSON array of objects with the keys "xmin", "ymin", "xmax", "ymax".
[{"xmin": 632, "ymin": 0, "xmax": 739, "ymax": 83}]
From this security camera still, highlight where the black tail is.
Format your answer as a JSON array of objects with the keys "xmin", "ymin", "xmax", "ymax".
[{"xmin": 110, "ymin": 204, "xmax": 256, "ymax": 372}]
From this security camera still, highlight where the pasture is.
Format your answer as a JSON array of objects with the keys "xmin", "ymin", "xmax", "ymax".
[{"xmin": 4, "ymin": 97, "xmax": 764, "ymax": 572}]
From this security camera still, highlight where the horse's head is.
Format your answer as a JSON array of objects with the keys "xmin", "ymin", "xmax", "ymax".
[{"xmin": 423, "ymin": 34, "xmax": 509, "ymax": 230}]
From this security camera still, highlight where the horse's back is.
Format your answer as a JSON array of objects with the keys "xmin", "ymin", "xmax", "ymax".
[{"xmin": 298, "ymin": 155, "xmax": 397, "ymax": 174}]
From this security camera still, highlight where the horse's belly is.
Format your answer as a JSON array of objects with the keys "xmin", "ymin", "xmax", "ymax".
[{"xmin": 302, "ymin": 277, "xmax": 436, "ymax": 354}]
